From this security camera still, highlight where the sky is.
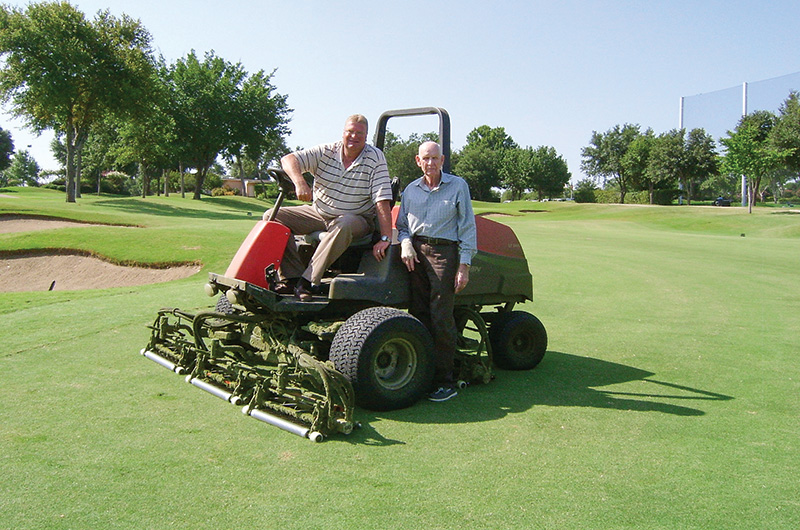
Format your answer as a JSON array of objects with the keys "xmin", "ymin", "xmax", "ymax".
[{"xmin": 3, "ymin": 0, "xmax": 800, "ymax": 183}]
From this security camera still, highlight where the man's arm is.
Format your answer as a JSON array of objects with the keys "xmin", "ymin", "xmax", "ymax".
[
  {"xmin": 280, "ymin": 153, "xmax": 312, "ymax": 202},
  {"xmin": 372, "ymin": 199, "xmax": 392, "ymax": 262},
  {"xmin": 455, "ymin": 178, "xmax": 476, "ymax": 293}
]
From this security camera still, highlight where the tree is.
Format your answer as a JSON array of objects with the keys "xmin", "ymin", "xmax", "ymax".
[
  {"xmin": 383, "ymin": 131, "xmax": 438, "ymax": 190},
  {"xmin": 112, "ymin": 94, "xmax": 176, "ymax": 197},
  {"xmin": 224, "ymin": 68, "xmax": 290, "ymax": 193},
  {"xmin": 500, "ymin": 147, "xmax": 535, "ymax": 200},
  {"xmin": 684, "ymin": 129, "xmax": 719, "ymax": 202},
  {"xmin": 621, "ymin": 129, "xmax": 657, "ymax": 203},
  {"xmin": 573, "ymin": 178, "xmax": 598, "ymax": 203},
  {"xmin": 0, "ymin": 2, "xmax": 157, "ymax": 202},
  {"xmin": 0, "ymin": 127, "xmax": 13, "ymax": 173},
  {"xmin": 454, "ymin": 145, "xmax": 500, "ymax": 201},
  {"xmin": 581, "ymin": 124, "xmax": 640, "ymax": 203},
  {"xmin": 532, "ymin": 146, "xmax": 571, "ymax": 199},
  {"xmin": 465, "ymin": 125, "xmax": 518, "ymax": 151},
  {"xmin": 163, "ymin": 51, "xmax": 289, "ymax": 200},
  {"xmin": 2, "ymin": 149, "xmax": 40, "ymax": 186},
  {"xmin": 0, "ymin": 129, "xmax": 14, "ymax": 171},
  {"xmin": 762, "ymin": 167, "xmax": 795, "ymax": 203},
  {"xmin": 721, "ymin": 111, "xmax": 790, "ymax": 213},
  {"xmin": 771, "ymin": 91, "xmax": 800, "ymax": 173},
  {"xmin": 644, "ymin": 128, "xmax": 718, "ymax": 205},
  {"xmin": 502, "ymin": 146, "xmax": 571, "ymax": 200},
  {"xmin": 454, "ymin": 125, "xmax": 517, "ymax": 201}
]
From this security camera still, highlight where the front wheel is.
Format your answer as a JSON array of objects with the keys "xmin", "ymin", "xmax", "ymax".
[
  {"xmin": 329, "ymin": 307, "xmax": 435, "ymax": 411},
  {"xmin": 489, "ymin": 311, "xmax": 547, "ymax": 370}
]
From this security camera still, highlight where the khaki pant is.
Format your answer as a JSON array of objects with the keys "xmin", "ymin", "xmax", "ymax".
[{"xmin": 264, "ymin": 204, "xmax": 373, "ymax": 285}]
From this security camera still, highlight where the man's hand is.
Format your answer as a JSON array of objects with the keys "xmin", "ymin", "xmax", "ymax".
[
  {"xmin": 373, "ymin": 240, "xmax": 391, "ymax": 262},
  {"xmin": 400, "ymin": 239, "xmax": 418, "ymax": 271},
  {"xmin": 294, "ymin": 180, "xmax": 312, "ymax": 202},
  {"xmin": 455, "ymin": 263, "xmax": 470, "ymax": 293},
  {"xmin": 281, "ymin": 153, "xmax": 312, "ymax": 202}
]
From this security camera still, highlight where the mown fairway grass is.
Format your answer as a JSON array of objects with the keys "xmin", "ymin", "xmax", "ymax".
[{"xmin": 2, "ymin": 188, "xmax": 798, "ymax": 529}]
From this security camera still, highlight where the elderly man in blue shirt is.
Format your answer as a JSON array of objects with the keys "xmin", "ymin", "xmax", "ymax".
[{"xmin": 396, "ymin": 141, "xmax": 477, "ymax": 402}]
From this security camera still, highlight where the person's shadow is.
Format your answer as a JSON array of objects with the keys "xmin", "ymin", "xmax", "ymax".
[{"xmin": 347, "ymin": 351, "xmax": 733, "ymax": 445}]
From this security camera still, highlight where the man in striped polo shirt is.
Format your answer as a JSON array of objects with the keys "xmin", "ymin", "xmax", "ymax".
[{"xmin": 265, "ymin": 114, "xmax": 394, "ymax": 300}]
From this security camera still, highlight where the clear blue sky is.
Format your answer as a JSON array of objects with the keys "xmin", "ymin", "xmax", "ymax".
[{"xmin": 3, "ymin": 0, "xmax": 800, "ymax": 183}]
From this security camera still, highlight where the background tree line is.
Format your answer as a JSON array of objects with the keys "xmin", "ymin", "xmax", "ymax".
[
  {"xmin": 579, "ymin": 92, "xmax": 800, "ymax": 209},
  {"xmin": 0, "ymin": 1, "xmax": 572, "ymax": 204},
  {"xmin": 0, "ymin": 1, "xmax": 290, "ymax": 202},
  {"xmin": 383, "ymin": 125, "xmax": 571, "ymax": 202},
  {"xmin": 3, "ymin": 2, "xmax": 799, "ymax": 207}
]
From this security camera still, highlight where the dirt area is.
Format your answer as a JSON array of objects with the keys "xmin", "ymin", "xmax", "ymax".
[{"xmin": 0, "ymin": 216, "xmax": 201, "ymax": 292}]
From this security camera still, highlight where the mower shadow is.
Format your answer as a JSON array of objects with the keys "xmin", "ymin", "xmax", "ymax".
[{"xmin": 347, "ymin": 351, "xmax": 733, "ymax": 445}]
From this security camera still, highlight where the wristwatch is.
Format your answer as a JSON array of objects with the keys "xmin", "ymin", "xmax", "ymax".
[{"xmin": 380, "ymin": 235, "xmax": 390, "ymax": 242}]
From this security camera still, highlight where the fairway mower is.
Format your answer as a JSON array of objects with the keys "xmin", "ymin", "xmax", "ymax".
[{"xmin": 141, "ymin": 107, "xmax": 547, "ymax": 442}]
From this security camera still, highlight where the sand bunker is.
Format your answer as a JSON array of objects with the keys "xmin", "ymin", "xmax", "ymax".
[
  {"xmin": 0, "ymin": 216, "xmax": 107, "ymax": 233},
  {"xmin": 0, "ymin": 252, "xmax": 202, "ymax": 292},
  {"xmin": 0, "ymin": 216, "xmax": 201, "ymax": 292}
]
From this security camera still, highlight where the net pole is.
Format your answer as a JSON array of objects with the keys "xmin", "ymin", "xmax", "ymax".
[{"xmin": 741, "ymin": 82, "xmax": 748, "ymax": 207}]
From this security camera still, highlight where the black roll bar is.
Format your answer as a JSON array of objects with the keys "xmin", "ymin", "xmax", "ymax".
[{"xmin": 373, "ymin": 107, "xmax": 451, "ymax": 173}]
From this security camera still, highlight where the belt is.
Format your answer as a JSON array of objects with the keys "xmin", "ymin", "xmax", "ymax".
[{"xmin": 414, "ymin": 235, "xmax": 456, "ymax": 246}]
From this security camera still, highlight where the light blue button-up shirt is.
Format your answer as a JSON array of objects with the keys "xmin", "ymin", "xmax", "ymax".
[{"xmin": 396, "ymin": 172, "xmax": 477, "ymax": 265}]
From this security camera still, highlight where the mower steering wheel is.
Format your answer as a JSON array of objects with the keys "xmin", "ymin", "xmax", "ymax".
[{"xmin": 265, "ymin": 168, "xmax": 295, "ymax": 196}]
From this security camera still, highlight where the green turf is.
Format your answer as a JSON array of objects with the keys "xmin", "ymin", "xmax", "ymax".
[{"xmin": 2, "ymin": 188, "xmax": 798, "ymax": 529}]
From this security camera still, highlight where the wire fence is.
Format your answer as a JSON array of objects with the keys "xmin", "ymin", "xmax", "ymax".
[{"xmin": 680, "ymin": 70, "xmax": 800, "ymax": 142}]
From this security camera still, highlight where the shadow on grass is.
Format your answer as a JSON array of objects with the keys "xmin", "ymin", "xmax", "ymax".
[
  {"xmin": 347, "ymin": 351, "xmax": 733, "ymax": 445},
  {"xmin": 94, "ymin": 197, "xmax": 267, "ymax": 221}
]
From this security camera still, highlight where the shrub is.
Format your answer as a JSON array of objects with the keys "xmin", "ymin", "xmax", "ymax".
[
  {"xmin": 211, "ymin": 187, "xmax": 238, "ymax": 197},
  {"xmin": 574, "ymin": 179, "xmax": 598, "ymax": 203},
  {"xmin": 255, "ymin": 181, "xmax": 279, "ymax": 199}
]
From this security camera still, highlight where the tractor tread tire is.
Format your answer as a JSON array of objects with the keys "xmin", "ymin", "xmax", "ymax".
[{"xmin": 330, "ymin": 306, "xmax": 434, "ymax": 411}]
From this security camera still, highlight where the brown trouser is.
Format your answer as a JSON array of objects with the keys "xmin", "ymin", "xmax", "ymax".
[
  {"xmin": 264, "ymin": 204, "xmax": 373, "ymax": 285},
  {"xmin": 409, "ymin": 239, "xmax": 459, "ymax": 386}
]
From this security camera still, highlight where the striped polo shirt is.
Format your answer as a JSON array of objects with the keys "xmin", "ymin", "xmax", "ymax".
[{"xmin": 294, "ymin": 141, "xmax": 393, "ymax": 217}]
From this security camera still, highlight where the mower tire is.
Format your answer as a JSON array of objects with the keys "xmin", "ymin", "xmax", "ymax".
[
  {"xmin": 330, "ymin": 306, "xmax": 435, "ymax": 411},
  {"xmin": 489, "ymin": 311, "xmax": 547, "ymax": 370}
]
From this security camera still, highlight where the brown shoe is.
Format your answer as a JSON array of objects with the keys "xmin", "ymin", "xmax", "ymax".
[
  {"xmin": 294, "ymin": 278, "xmax": 313, "ymax": 301},
  {"xmin": 272, "ymin": 278, "xmax": 296, "ymax": 295}
]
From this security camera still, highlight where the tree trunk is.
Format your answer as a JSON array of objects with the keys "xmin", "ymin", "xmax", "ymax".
[
  {"xmin": 75, "ymin": 146, "xmax": 82, "ymax": 199},
  {"xmin": 180, "ymin": 163, "xmax": 185, "ymax": 198},
  {"xmin": 65, "ymin": 123, "xmax": 76, "ymax": 203},
  {"xmin": 140, "ymin": 162, "xmax": 148, "ymax": 198},
  {"xmin": 238, "ymin": 155, "xmax": 247, "ymax": 197},
  {"xmin": 163, "ymin": 169, "xmax": 169, "ymax": 196},
  {"xmin": 193, "ymin": 167, "xmax": 206, "ymax": 200}
]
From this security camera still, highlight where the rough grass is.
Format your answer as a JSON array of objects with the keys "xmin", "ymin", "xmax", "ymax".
[{"xmin": 1, "ymin": 188, "xmax": 799, "ymax": 529}]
